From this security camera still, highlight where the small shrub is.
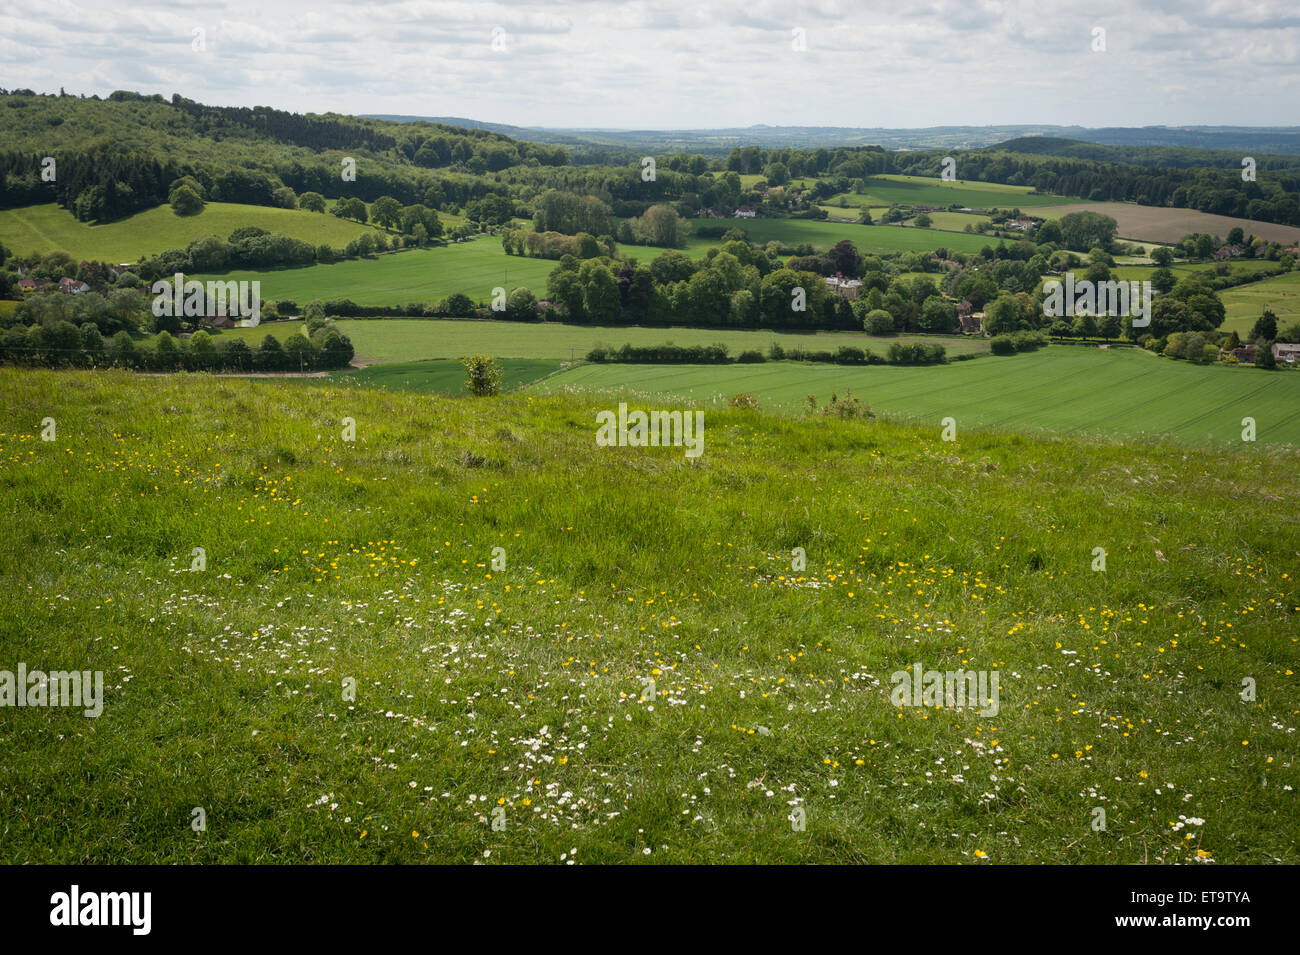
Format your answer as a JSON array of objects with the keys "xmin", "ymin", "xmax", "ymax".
[
  {"xmin": 729, "ymin": 393, "xmax": 761, "ymax": 411},
  {"xmin": 461, "ymin": 354, "xmax": 503, "ymax": 396},
  {"xmin": 821, "ymin": 388, "xmax": 874, "ymax": 420}
]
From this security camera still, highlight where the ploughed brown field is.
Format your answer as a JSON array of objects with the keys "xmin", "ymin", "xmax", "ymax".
[{"xmin": 1034, "ymin": 201, "xmax": 1300, "ymax": 246}]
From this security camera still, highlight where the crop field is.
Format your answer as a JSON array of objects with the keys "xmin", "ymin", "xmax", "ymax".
[
  {"xmin": 732, "ymin": 218, "xmax": 991, "ymax": 253},
  {"xmin": 335, "ymin": 358, "xmax": 563, "ymax": 393},
  {"xmin": 195, "ymin": 240, "xmax": 558, "ymax": 308},
  {"xmin": 1, "ymin": 367, "xmax": 1295, "ymax": 864},
  {"xmin": 0, "ymin": 202, "xmax": 390, "ymax": 263},
  {"xmin": 1221, "ymin": 270, "xmax": 1300, "ymax": 335},
  {"xmin": 324, "ymin": 318, "xmax": 991, "ymax": 364},
  {"xmin": 1032, "ymin": 202, "xmax": 1300, "ymax": 246},
  {"xmin": 535, "ymin": 346, "xmax": 1300, "ymax": 446},
  {"xmin": 856, "ymin": 175, "xmax": 1069, "ymax": 209}
]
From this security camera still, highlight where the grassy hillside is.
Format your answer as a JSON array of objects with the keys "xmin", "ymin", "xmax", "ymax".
[
  {"xmin": 195, "ymin": 240, "xmax": 558, "ymax": 307},
  {"xmin": 322, "ymin": 319, "xmax": 990, "ymax": 364},
  {"xmin": 535, "ymin": 346, "xmax": 1300, "ymax": 446},
  {"xmin": 1, "ymin": 368, "xmax": 1295, "ymax": 863},
  {"xmin": 0, "ymin": 202, "xmax": 388, "ymax": 262},
  {"xmin": 1221, "ymin": 270, "xmax": 1300, "ymax": 335}
]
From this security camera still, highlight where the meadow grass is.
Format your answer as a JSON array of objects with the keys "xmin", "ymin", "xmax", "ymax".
[
  {"xmin": 194, "ymin": 240, "xmax": 559, "ymax": 308},
  {"xmin": 733, "ymin": 218, "xmax": 991, "ymax": 254},
  {"xmin": 0, "ymin": 202, "xmax": 390, "ymax": 263},
  {"xmin": 0, "ymin": 367, "xmax": 1295, "ymax": 864},
  {"xmin": 857, "ymin": 175, "xmax": 1069, "ymax": 209},
  {"xmin": 1221, "ymin": 270, "xmax": 1300, "ymax": 335},
  {"xmin": 323, "ymin": 319, "xmax": 990, "ymax": 364},
  {"xmin": 534, "ymin": 346, "xmax": 1300, "ymax": 446}
]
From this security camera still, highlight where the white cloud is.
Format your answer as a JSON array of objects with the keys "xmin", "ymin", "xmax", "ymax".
[{"xmin": 1, "ymin": 0, "xmax": 1297, "ymax": 127}]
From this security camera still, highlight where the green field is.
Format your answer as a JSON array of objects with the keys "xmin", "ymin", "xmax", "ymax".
[
  {"xmin": 533, "ymin": 346, "xmax": 1300, "ymax": 446},
  {"xmin": 196, "ymin": 240, "xmax": 559, "ymax": 308},
  {"xmin": 731, "ymin": 218, "xmax": 991, "ymax": 254},
  {"xmin": 322, "ymin": 319, "xmax": 990, "ymax": 364},
  {"xmin": 335, "ymin": 358, "xmax": 563, "ymax": 393},
  {"xmin": 857, "ymin": 175, "xmax": 1069, "ymax": 209},
  {"xmin": 0, "ymin": 202, "xmax": 390, "ymax": 263},
  {"xmin": 1221, "ymin": 270, "xmax": 1300, "ymax": 335},
  {"xmin": 2, "ymin": 367, "xmax": 1296, "ymax": 864}
]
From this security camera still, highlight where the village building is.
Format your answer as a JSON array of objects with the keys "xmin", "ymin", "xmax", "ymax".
[
  {"xmin": 825, "ymin": 275, "xmax": 862, "ymax": 301},
  {"xmin": 1272, "ymin": 342, "xmax": 1300, "ymax": 364},
  {"xmin": 956, "ymin": 299, "xmax": 983, "ymax": 334}
]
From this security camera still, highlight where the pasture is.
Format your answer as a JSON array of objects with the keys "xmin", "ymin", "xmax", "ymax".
[
  {"xmin": 1, "ymin": 367, "xmax": 1295, "ymax": 863},
  {"xmin": 195, "ymin": 241, "xmax": 558, "ymax": 308},
  {"xmin": 337, "ymin": 358, "xmax": 563, "ymax": 393},
  {"xmin": 732, "ymin": 218, "xmax": 991, "ymax": 254},
  {"xmin": 856, "ymin": 175, "xmax": 1068, "ymax": 209},
  {"xmin": 0, "ymin": 202, "xmax": 390, "ymax": 263},
  {"xmin": 324, "ymin": 319, "xmax": 991, "ymax": 365},
  {"xmin": 533, "ymin": 346, "xmax": 1300, "ymax": 446},
  {"xmin": 1221, "ymin": 270, "xmax": 1300, "ymax": 335}
]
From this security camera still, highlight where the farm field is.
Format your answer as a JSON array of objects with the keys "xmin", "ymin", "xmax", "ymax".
[
  {"xmin": 856, "ymin": 175, "xmax": 1069, "ymax": 209},
  {"xmin": 1221, "ymin": 270, "xmax": 1300, "ymax": 335},
  {"xmin": 814, "ymin": 205, "xmax": 993, "ymax": 235},
  {"xmin": 324, "ymin": 318, "xmax": 991, "ymax": 364},
  {"xmin": 195, "ymin": 240, "xmax": 558, "ymax": 308},
  {"xmin": 0, "ymin": 202, "xmax": 390, "ymax": 263},
  {"xmin": 335, "ymin": 358, "xmax": 563, "ymax": 393},
  {"xmin": 1032, "ymin": 202, "xmax": 1300, "ymax": 246},
  {"xmin": 1, "ymin": 367, "xmax": 1295, "ymax": 864},
  {"xmin": 534, "ymin": 346, "xmax": 1300, "ymax": 446},
  {"xmin": 732, "ymin": 217, "xmax": 991, "ymax": 253}
]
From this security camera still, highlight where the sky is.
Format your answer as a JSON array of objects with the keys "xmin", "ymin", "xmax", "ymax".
[{"xmin": 3, "ymin": 0, "xmax": 1299, "ymax": 130}]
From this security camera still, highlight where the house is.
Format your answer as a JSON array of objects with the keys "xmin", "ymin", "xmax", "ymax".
[
  {"xmin": 58, "ymin": 277, "xmax": 90, "ymax": 294},
  {"xmin": 18, "ymin": 278, "xmax": 51, "ymax": 293},
  {"xmin": 956, "ymin": 299, "xmax": 983, "ymax": 334},
  {"xmin": 825, "ymin": 275, "xmax": 862, "ymax": 301},
  {"xmin": 732, "ymin": 207, "xmax": 757, "ymax": 218},
  {"xmin": 1004, "ymin": 219, "xmax": 1035, "ymax": 231},
  {"xmin": 203, "ymin": 315, "xmax": 236, "ymax": 329},
  {"xmin": 1272, "ymin": 342, "xmax": 1300, "ymax": 364},
  {"xmin": 1228, "ymin": 345, "xmax": 1257, "ymax": 363}
]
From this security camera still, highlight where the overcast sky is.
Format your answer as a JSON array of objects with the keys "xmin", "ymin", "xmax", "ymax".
[{"xmin": 4, "ymin": 0, "xmax": 1299, "ymax": 129}]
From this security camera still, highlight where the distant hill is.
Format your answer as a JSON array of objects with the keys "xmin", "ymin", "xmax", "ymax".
[
  {"xmin": 994, "ymin": 136, "xmax": 1300, "ymax": 170},
  {"xmin": 365, "ymin": 117, "xmax": 1300, "ymax": 156}
]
